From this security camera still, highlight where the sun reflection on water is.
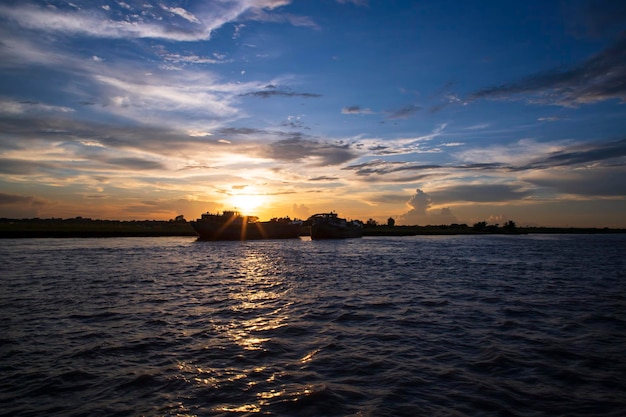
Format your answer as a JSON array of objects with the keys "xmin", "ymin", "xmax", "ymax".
[{"xmin": 174, "ymin": 246, "xmax": 296, "ymax": 414}]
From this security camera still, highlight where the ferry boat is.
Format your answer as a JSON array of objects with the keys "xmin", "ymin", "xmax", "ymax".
[
  {"xmin": 191, "ymin": 211, "xmax": 302, "ymax": 240},
  {"xmin": 308, "ymin": 212, "xmax": 363, "ymax": 240}
]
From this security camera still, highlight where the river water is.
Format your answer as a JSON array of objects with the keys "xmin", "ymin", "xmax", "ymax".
[{"xmin": 1, "ymin": 234, "xmax": 625, "ymax": 416}]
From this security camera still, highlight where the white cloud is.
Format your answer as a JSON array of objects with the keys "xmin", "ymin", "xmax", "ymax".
[
  {"xmin": 454, "ymin": 138, "xmax": 568, "ymax": 166},
  {"xmin": 355, "ymin": 123, "xmax": 448, "ymax": 155},
  {"xmin": 0, "ymin": 1, "xmax": 307, "ymax": 42},
  {"xmin": 160, "ymin": 5, "xmax": 200, "ymax": 24},
  {"xmin": 0, "ymin": 98, "xmax": 74, "ymax": 115},
  {"xmin": 93, "ymin": 72, "xmax": 245, "ymax": 123}
]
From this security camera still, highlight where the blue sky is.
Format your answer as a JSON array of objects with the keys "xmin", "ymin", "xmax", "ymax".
[{"xmin": 1, "ymin": 0, "xmax": 625, "ymax": 227}]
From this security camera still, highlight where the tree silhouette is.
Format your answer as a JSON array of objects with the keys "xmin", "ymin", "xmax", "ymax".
[
  {"xmin": 473, "ymin": 221, "xmax": 487, "ymax": 231},
  {"xmin": 503, "ymin": 220, "xmax": 517, "ymax": 233}
]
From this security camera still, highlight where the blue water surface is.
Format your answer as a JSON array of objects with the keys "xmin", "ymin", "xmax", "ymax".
[{"xmin": 1, "ymin": 234, "xmax": 625, "ymax": 416}]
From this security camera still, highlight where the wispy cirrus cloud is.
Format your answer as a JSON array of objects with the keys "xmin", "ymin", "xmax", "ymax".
[
  {"xmin": 0, "ymin": 35, "xmax": 251, "ymax": 127},
  {"xmin": 455, "ymin": 138, "xmax": 626, "ymax": 170},
  {"xmin": 0, "ymin": 1, "xmax": 309, "ymax": 41},
  {"xmin": 344, "ymin": 137, "xmax": 626, "ymax": 200},
  {"xmin": 0, "ymin": 98, "xmax": 74, "ymax": 115},
  {"xmin": 260, "ymin": 137, "xmax": 357, "ymax": 166},
  {"xmin": 160, "ymin": 5, "xmax": 201, "ymax": 24},
  {"xmin": 353, "ymin": 123, "xmax": 448, "ymax": 155},
  {"xmin": 523, "ymin": 166, "xmax": 626, "ymax": 197},
  {"xmin": 336, "ymin": 0, "xmax": 369, "ymax": 6},
  {"xmin": 515, "ymin": 138, "xmax": 626, "ymax": 170},
  {"xmin": 342, "ymin": 105, "xmax": 375, "ymax": 115},
  {"xmin": 240, "ymin": 84, "xmax": 322, "ymax": 98},
  {"xmin": 386, "ymin": 104, "xmax": 422, "ymax": 119},
  {"xmin": 242, "ymin": 8, "xmax": 319, "ymax": 29},
  {"xmin": 469, "ymin": 35, "xmax": 626, "ymax": 106}
]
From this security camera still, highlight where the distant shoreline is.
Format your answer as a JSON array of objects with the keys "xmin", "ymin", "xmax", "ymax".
[{"xmin": 1, "ymin": 218, "xmax": 624, "ymax": 238}]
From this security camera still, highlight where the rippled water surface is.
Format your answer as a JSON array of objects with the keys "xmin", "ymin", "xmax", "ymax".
[{"xmin": 1, "ymin": 234, "xmax": 625, "ymax": 416}]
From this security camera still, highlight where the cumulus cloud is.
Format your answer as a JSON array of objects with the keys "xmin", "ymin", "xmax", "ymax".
[
  {"xmin": 292, "ymin": 203, "xmax": 310, "ymax": 219},
  {"xmin": 400, "ymin": 189, "xmax": 458, "ymax": 225}
]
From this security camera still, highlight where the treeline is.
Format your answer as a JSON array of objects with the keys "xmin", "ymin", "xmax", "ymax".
[
  {"xmin": 0, "ymin": 217, "xmax": 196, "ymax": 238},
  {"xmin": 1, "ymin": 217, "xmax": 624, "ymax": 238},
  {"xmin": 362, "ymin": 218, "xmax": 625, "ymax": 236}
]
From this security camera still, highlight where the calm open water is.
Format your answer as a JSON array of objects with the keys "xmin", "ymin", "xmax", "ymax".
[{"xmin": 1, "ymin": 234, "xmax": 625, "ymax": 416}]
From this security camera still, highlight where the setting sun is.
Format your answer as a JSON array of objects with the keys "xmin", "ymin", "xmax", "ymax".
[{"xmin": 229, "ymin": 193, "xmax": 266, "ymax": 215}]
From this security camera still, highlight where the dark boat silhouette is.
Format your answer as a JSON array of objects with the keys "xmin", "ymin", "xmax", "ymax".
[
  {"xmin": 308, "ymin": 212, "xmax": 363, "ymax": 240},
  {"xmin": 191, "ymin": 211, "xmax": 301, "ymax": 240}
]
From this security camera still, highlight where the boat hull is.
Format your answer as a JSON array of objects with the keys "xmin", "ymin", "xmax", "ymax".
[
  {"xmin": 191, "ymin": 220, "xmax": 301, "ymax": 240},
  {"xmin": 310, "ymin": 223, "xmax": 363, "ymax": 240}
]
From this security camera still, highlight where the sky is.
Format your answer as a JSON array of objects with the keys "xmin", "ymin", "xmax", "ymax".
[{"xmin": 1, "ymin": 0, "xmax": 625, "ymax": 227}]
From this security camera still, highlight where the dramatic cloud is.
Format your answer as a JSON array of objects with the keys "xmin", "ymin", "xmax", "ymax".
[
  {"xmin": 470, "ymin": 35, "xmax": 626, "ymax": 106},
  {"xmin": 0, "ymin": 1, "xmax": 624, "ymax": 226}
]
